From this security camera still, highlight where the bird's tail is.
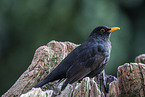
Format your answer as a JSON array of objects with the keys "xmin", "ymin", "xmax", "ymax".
[{"xmin": 34, "ymin": 79, "xmax": 48, "ymax": 88}]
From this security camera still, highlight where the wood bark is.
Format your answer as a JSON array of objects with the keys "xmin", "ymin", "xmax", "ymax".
[{"xmin": 2, "ymin": 41, "xmax": 145, "ymax": 97}]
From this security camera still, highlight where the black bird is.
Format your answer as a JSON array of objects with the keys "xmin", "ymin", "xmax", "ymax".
[{"xmin": 34, "ymin": 25, "xmax": 120, "ymax": 90}]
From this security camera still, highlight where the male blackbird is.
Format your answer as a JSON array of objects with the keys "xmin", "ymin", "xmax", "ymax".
[{"xmin": 34, "ymin": 25, "xmax": 120, "ymax": 90}]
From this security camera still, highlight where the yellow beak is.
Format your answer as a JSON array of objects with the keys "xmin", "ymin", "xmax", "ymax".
[{"xmin": 108, "ymin": 27, "xmax": 120, "ymax": 32}]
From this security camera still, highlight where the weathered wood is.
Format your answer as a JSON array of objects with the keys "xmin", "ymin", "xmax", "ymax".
[
  {"xmin": 2, "ymin": 41, "xmax": 145, "ymax": 97},
  {"xmin": 118, "ymin": 63, "xmax": 145, "ymax": 97},
  {"xmin": 94, "ymin": 70, "xmax": 117, "ymax": 95},
  {"xmin": 107, "ymin": 62, "xmax": 145, "ymax": 97},
  {"xmin": 135, "ymin": 54, "xmax": 145, "ymax": 64},
  {"xmin": 2, "ymin": 40, "xmax": 79, "ymax": 97}
]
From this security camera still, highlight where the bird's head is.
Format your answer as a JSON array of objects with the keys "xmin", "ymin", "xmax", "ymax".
[{"xmin": 89, "ymin": 25, "xmax": 120, "ymax": 40}]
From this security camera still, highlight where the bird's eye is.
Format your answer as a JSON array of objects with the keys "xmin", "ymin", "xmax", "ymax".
[{"xmin": 100, "ymin": 28, "xmax": 105, "ymax": 33}]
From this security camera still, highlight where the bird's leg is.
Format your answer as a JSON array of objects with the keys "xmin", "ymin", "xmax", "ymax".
[{"xmin": 56, "ymin": 78, "xmax": 66, "ymax": 86}]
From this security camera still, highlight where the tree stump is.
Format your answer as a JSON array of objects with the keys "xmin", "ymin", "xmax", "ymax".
[{"xmin": 2, "ymin": 40, "xmax": 145, "ymax": 97}]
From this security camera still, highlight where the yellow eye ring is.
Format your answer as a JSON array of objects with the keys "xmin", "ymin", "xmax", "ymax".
[{"xmin": 100, "ymin": 28, "xmax": 105, "ymax": 33}]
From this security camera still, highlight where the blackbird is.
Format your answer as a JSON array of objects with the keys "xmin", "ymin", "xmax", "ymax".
[{"xmin": 34, "ymin": 25, "xmax": 120, "ymax": 90}]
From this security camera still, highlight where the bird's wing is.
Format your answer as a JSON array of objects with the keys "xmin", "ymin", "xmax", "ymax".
[
  {"xmin": 61, "ymin": 47, "xmax": 105, "ymax": 90},
  {"xmin": 66, "ymin": 46, "xmax": 105, "ymax": 84}
]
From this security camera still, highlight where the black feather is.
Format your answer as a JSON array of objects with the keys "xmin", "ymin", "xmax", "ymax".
[{"xmin": 34, "ymin": 25, "xmax": 114, "ymax": 90}]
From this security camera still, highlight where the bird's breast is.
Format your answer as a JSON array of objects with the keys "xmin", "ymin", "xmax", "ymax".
[{"xmin": 97, "ymin": 41, "xmax": 111, "ymax": 57}]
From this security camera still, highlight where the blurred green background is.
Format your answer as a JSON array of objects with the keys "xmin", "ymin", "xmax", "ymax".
[{"xmin": 0, "ymin": 0, "xmax": 145, "ymax": 95}]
